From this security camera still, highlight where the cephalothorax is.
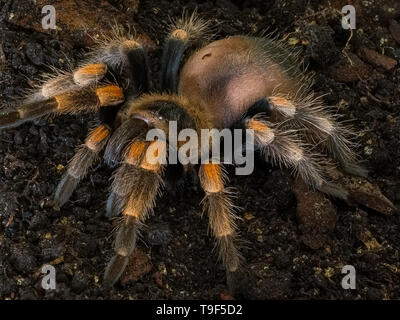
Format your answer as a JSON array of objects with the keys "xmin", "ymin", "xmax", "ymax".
[{"xmin": 0, "ymin": 13, "xmax": 366, "ymax": 288}]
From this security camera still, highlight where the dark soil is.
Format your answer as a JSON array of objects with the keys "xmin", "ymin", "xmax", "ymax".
[{"xmin": 0, "ymin": 0, "xmax": 399, "ymax": 300}]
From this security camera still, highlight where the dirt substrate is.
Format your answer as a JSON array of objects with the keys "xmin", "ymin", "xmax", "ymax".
[{"xmin": 0, "ymin": 0, "xmax": 399, "ymax": 300}]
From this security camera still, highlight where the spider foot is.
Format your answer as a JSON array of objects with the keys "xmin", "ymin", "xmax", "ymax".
[{"xmin": 103, "ymin": 254, "xmax": 129, "ymax": 287}]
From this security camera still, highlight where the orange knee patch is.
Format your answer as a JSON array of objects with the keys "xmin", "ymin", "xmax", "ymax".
[
  {"xmin": 74, "ymin": 63, "xmax": 107, "ymax": 85},
  {"xmin": 269, "ymin": 96, "xmax": 294, "ymax": 107},
  {"xmin": 247, "ymin": 118, "xmax": 268, "ymax": 132},
  {"xmin": 246, "ymin": 118, "xmax": 275, "ymax": 144},
  {"xmin": 85, "ymin": 125, "xmax": 110, "ymax": 150},
  {"xmin": 125, "ymin": 140, "xmax": 148, "ymax": 166},
  {"xmin": 141, "ymin": 140, "xmax": 166, "ymax": 171},
  {"xmin": 199, "ymin": 163, "xmax": 224, "ymax": 193},
  {"xmin": 122, "ymin": 200, "xmax": 141, "ymax": 218},
  {"xmin": 96, "ymin": 85, "xmax": 124, "ymax": 106},
  {"xmin": 269, "ymin": 96, "xmax": 296, "ymax": 116}
]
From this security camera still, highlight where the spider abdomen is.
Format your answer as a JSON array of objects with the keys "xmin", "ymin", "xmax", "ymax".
[{"xmin": 179, "ymin": 36, "xmax": 302, "ymax": 128}]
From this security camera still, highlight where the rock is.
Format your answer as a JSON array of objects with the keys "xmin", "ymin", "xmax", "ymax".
[
  {"xmin": 379, "ymin": 2, "xmax": 400, "ymax": 22},
  {"xmin": 19, "ymin": 289, "xmax": 37, "ymax": 300},
  {"xmin": 262, "ymin": 170, "xmax": 295, "ymax": 209},
  {"xmin": 147, "ymin": 223, "xmax": 172, "ymax": 246},
  {"xmin": 357, "ymin": 46, "xmax": 398, "ymax": 71},
  {"xmin": 240, "ymin": 263, "xmax": 292, "ymax": 299},
  {"xmin": 117, "ymin": 0, "xmax": 140, "ymax": 15},
  {"xmin": 300, "ymin": 233, "xmax": 328, "ymax": 250},
  {"xmin": 220, "ymin": 293, "xmax": 235, "ymax": 300},
  {"xmin": 120, "ymin": 248, "xmax": 152, "ymax": 285},
  {"xmin": 0, "ymin": 192, "xmax": 20, "ymax": 222},
  {"xmin": 0, "ymin": 275, "xmax": 14, "ymax": 297},
  {"xmin": 367, "ymin": 287, "xmax": 384, "ymax": 300},
  {"xmin": 293, "ymin": 178, "xmax": 337, "ymax": 249},
  {"xmin": 74, "ymin": 234, "xmax": 98, "ymax": 258},
  {"xmin": 71, "ymin": 271, "xmax": 89, "ymax": 294},
  {"xmin": 3, "ymin": 154, "xmax": 26, "ymax": 178},
  {"xmin": 328, "ymin": 52, "xmax": 370, "ymax": 82},
  {"xmin": 389, "ymin": 19, "xmax": 400, "ymax": 45},
  {"xmin": 294, "ymin": 182, "xmax": 337, "ymax": 232},
  {"xmin": 29, "ymin": 213, "xmax": 50, "ymax": 231},
  {"xmin": 348, "ymin": 182, "xmax": 396, "ymax": 215},
  {"xmin": 72, "ymin": 206, "xmax": 91, "ymax": 221},
  {"xmin": 39, "ymin": 239, "xmax": 65, "ymax": 261},
  {"xmin": 152, "ymin": 271, "xmax": 163, "ymax": 288},
  {"xmin": 305, "ymin": 24, "xmax": 340, "ymax": 66},
  {"xmin": 273, "ymin": 252, "xmax": 291, "ymax": 269},
  {"xmin": 25, "ymin": 42, "xmax": 45, "ymax": 66},
  {"xmin": 326, "ymin": 168, "xmax": 396, "ymax": 215},
  {"xmin": 9, "ymin": 250, "xmax": 38, "ymax": 274},
  {"xmin": 0, "ymin": 44, "xmax": 5, "ymax": 70}
]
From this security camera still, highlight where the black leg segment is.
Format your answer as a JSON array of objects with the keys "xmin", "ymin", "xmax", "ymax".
[{"xmin": 159, "ymin": 38, "xmax": 186, "ymax": 93}]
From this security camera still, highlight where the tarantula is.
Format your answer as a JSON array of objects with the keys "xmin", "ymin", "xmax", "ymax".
[{"xmin": 0, "ymin": 13, "xmax": 366, "ymax": 288}]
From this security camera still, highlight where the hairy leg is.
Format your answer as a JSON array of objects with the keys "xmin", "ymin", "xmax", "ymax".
[
  {"xmin": 53, "ymin": 37, "xmax": 151, "ymax": 207},
  {"xmin": 263, "ymin": 95, "xmax": 367, "ymax": 177},
  {"xmin": 198, "ymin": 162, "xmax": 242, "ymax": 277},
  {"xmin": 104, "ymin": 138, "xmax": 165, "ymax": 285},
  {"xmin": 245, "ymin": 116, "xmax": 348, "ymax": 199},
  {"xmin": 160, "ymin": 11, "xmax": 210, "ymax": 93},
  {"xmin": 1, "ymin": 35, "xmax": 150, "ymax": 129},
  {"xmin": 54, "ymin": 124, "xmax": 111, "ymax": 207},
  {"xmin": 0, "ymin": 85, "xmax": 124, "ymax": 129}
]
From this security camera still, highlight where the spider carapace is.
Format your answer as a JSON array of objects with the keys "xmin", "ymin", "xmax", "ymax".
[{"xmin": 0, "ymin": 13, "xmax": 366, "ymax": 290}]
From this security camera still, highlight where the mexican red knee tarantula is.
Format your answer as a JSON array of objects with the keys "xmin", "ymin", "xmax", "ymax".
[{"xmin": 0, "ymin": 13, "xmax": 366, "ymax": 287}]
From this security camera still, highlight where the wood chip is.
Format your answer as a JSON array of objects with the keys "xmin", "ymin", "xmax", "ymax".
[
  {"xmin": 328, "ymin": 52, "xmax": 370, "ymax": 82},
  {"xmin": 357, "ymin": 46, "xmax": 397, "ymax": 71},
  {"xmin": 356, "ymin": 227, "xmax": 382, "ymax": 251},
  {"xmin": 153, "ymin": 271, "xmax": 163, "ymax": 288},
  {"xmin": 327, "ymin": 168, "xmax": 396, "ymax": 215},
  {"xmin": 244, "ymin": 212, "xmax": 256, "ymax": 221}
]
